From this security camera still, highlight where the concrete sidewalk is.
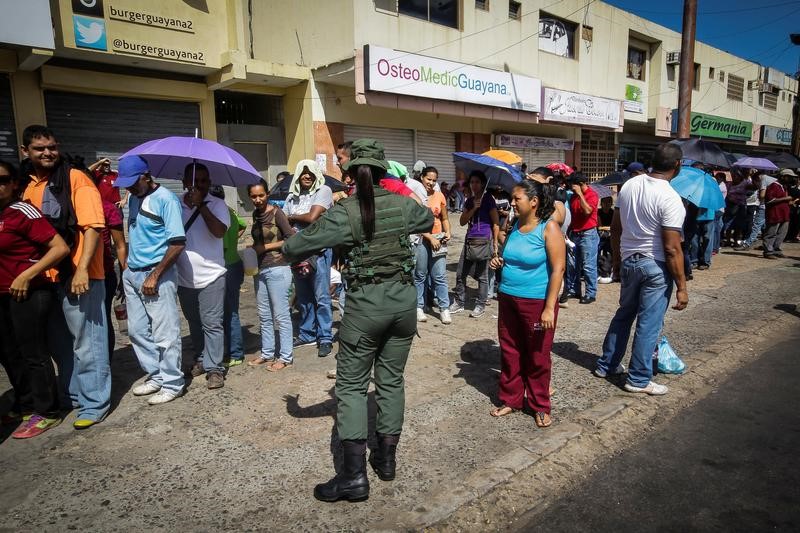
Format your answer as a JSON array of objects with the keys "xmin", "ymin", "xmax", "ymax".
[{"xmin": 0, "ymin": 226, "xmax": 798, "ymax": 532}]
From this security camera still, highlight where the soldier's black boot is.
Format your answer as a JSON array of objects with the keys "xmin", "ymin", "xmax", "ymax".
[
  {"xmin": 314, "ymin": 440, "xmax": 370, "ymax": 502},
  {"xmin": 369, "ymin": 433, "xmax": 400, "ymax": 481}
]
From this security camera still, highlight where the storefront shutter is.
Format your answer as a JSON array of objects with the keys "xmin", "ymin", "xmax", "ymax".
[
  {"xmin": 343, "ymin": 124, "xmax": 414, "ymax": 170},
  {"xmin": 495, "ymin": 146, "xmax": 564, "ymax": 170},
  {"xmin": 0, "ymin": 75, "xmax": 17, "ymax": 161},
  {"xmin": 44, "ymin": 91, "xmax": 201, "ymax": 201},
  {"xmin": 416, "ymin": 130, "xmax": 456, "ymax": 184}
]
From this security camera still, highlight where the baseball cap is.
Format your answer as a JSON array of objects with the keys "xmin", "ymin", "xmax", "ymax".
[
  {"xmin": 115, "ymin": 156, "xmax": 149, "ymax": 187},
  {"xmin": 626, "ymin": 162, "xmax": 645, "ymax": 173}
]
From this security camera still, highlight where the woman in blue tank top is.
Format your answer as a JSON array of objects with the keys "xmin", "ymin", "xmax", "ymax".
[{"xmin": 488, "ymin": 180, "xmax": 566, "ymax": 428}]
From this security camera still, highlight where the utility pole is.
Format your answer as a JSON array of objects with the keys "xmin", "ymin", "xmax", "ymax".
[
  {"xmin": 677, "ymin": 0, "xmax": 697, "ymax": 138},
  {"xmin": 791, "ymin": 34, "xmax": 800, "ymax": 157}
]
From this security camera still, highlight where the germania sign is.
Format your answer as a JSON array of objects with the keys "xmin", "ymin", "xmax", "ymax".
[
  {"xmin": 672, "ymin": 111, "xmax": 753, "ymax": 141},
  {"xmin": 365, "ymin": 45, "xmax": 541, "ymax": 112}
]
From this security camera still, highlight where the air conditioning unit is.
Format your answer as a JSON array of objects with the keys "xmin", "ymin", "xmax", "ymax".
[
  {"xmin": 748, "ymin": 80, "xmax": 763, "ymax": 91},
  {"xmin": 666, "ymin": 51, "xmax": 681, "ymax": 64},
  {"xmin": 759, "ymin": 82, "xmax": 776, "ymax": 93}
]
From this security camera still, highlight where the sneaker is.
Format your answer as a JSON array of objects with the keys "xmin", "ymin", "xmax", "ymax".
[
  {"xmin": 318, "ymin": 342, "xmax": 334, "ymax": 358},
  {"xmin": 224, "ymin": 358, "xmax": 244, "ymax": 368},
  {"xmin": 132, "ymin": 381, "xmax": 161, "ymax": 396},
  {"xmin": 763, "ymin": 254, "xmax": 778, "ymax": 260},
  {"xmin": 189, "ymin": 361, "xmax": 205, "ymax": 378},
  {"xmin": 449, "ymin": 301, "xmax": 464, "ymax": 314},
  {"xmin": 470, "ymin": 305, "xmax": 485, "ymax": 318},
  {"xmin": 11, "ymin": 415, "xmax": 61, "ymax": 439},
  {"xmin": 293, "ymin": 337, "xmax": 316, "ymax": 348},
  {"xmin": 206, "ymin": 371, "xmax": 225, "ymax": 389},
  {"xmin": 696, "ymin": 264, "xmax": 709, "ymax": 270},
  {"xmin": 624, "ymin": 381, "xmax": 668, "ymax": 395},
  {"xmin": 558, "ymin": 300, "xmax": 569, "ymax": 309},
  {"xmin": 593, "ymin": 364, "xmax": 626, "ymax": 378},
  {"xmin": 440, "ymin": 308, "xmax": 452, "ymax": 325},
  {"xmin": 579, "ymin": 296, "xmax": 596, "ymax": 305},
  {"xmin": 734, "ymin": 244, "xmax": 751, "ymax": 251},
  {"xmin": 416, "ymin": 308, "xmax": 428, "ymax": 322},
  {"xmin": 148, "ymin": 389, "xmax": 181, "ymax": 405},
  {"xmin": 773, "ymin": 252, "xmax": 786, "ymax": 258},
  {"xmin": 597, "ymin": 277, "xmax": 613, "ymax": 284}
]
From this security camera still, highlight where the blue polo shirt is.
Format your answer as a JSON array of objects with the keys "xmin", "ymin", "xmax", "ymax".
[{"xmin": 127, "ymin": 184, "xmax": 186, "ymax": 269}]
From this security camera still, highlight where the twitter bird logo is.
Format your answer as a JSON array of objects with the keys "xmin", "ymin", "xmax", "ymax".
[{"xmin": 73, "ymin": 15, "xmax": 107, "ymax": 50}]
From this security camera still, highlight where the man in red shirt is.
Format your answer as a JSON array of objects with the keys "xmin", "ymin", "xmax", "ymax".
[
  {"xmin": 762, "ymin": 172, "xmax": 794, "ymax": 259},
  {"xmin": 89, "ymin": 158, "xmax": 122, "ymax": 206},
  {"xmin": 565, "ymin": 173, "xmax": 600, "ymax": 304}
]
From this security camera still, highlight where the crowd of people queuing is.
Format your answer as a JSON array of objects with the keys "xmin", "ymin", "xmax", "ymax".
[{"xmin": 1, "ymin": 124, "xmax": 798, "ymax": 500}]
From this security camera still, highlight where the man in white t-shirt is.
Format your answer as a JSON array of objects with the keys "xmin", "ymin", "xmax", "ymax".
[
  {"xmin": 177, "ymin": 163, "xmax": 230, "ymax": 389},
  {"xmin": 594, "ymin": 143, "xmax": 688, "ymax": 396}
]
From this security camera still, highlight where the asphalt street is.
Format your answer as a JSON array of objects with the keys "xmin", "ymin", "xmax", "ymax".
[{"xmin": 517, "ymin": 328, "xmax": 800, "ymax": 533}]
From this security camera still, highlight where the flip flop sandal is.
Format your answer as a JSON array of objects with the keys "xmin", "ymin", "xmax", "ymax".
[
  {"xmin": 534, "ymin": 412, "xmax": 552, "ymax": 428},
  {"xmin": 248, "ymin": 357, "xmax": 275, "ymax": 367},
  {"xmin": 490, "ymin": 405, "xmax": 516, "ymax": 418},
  {"xmin": 267, "ymin": 361, "xmax": 293, "ymax": 372}
]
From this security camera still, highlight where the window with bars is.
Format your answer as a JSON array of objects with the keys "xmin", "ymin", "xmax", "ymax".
[
  {"xmin": 727, "ymin": 74, "xmax": 744, "ymax": 101},
  {"xmin": 719, "ymin": 71, "xmax": 725, "ymax": 83},
  {"xmin": 627, "ymin": 47, "xmax": 646, "ymax": 80},
  {"xmin": 709, "ymin": 67, "xmax": 715, "ymax": 80},
  {"xmin": 509, "ymin": 1, "xmax": 521, "ymax": 19},
  {"xmin": 397, "ymin": 0, "xmax": 459, "ymax": 28},
  {"xmin": 539, "ymin": 13, "xmax": 577, "ymax": 58},
  {"xmin": 761, "ymin": 92, "xmax": 778, "ymax": 111},
  {"xmin": 580, "ymin": 130, "xmax": 616, "ymax": 180},
  {"xmin": 475, "ymin": 0, "xmax": 489, "ymax": 10}
]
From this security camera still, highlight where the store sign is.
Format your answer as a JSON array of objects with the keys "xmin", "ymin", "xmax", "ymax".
[
  {"xmin": 109, "ymin": 5, "xmax": 195, "ymax": 33},
  {"xmin": 624, "ymin": 84, "xmax": 643, "ymax": 114},
  {"xmin": 671, "ymin": 111, "xmax": 753, "ymax": 141},
  {"xmin": 496, "ymin": 133, "xmax": 574, "ymax": 151},
  {"xmin": 541, "ymin": 88, "xmax": 621, "ymax": 128},
  {"xmin": 365, "ymin": 45, "xmax": 542, "ymax": 112},
  {"xmin": 762, "ymin": 125, "xmax": 792, "ymax": 146}
]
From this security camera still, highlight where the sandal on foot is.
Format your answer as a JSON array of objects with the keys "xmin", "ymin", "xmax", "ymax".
[
  {"xmin": 267, "ymin": 361, "xmax": 293, "ymax": 372},
  {"xmin": 534, "ymin": 412, "xmax": 552, "ymax": 428},
  {"xmin": 490, "ymin": 405, "xmax": 516, "ymax": 417},
  {"xmin": 248, "ymin": 357, "xmax": 275, "ymax": 367}
]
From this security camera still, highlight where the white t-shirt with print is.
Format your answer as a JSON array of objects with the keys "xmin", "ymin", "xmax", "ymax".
[
  {"xmin": 177, "ymin": 193, "xmax": 230, "ymax": 288},
  {"xmin": 618, "ymin": 174, "xmax": 686, "ymax": 262},
  {"xmin": 283, "ymin": 185, "xmax": 333, "ymax": 230}
]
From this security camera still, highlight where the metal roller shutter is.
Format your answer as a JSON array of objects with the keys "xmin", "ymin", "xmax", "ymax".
[
  {"xmin": 44, "ymin": 91, "xmax": 201, "ymax": 200},
  {"xmin": 0, "ymin": 75, "xmax": 18, "ymax": 161},
  {"xmin": 499, "ymin": 146, "xmax": 564, "ymax": 170},
  {"xmin": 416, "ymin": 130, "xmax": 456, "ymax": 184},
  {"xmin": 343, "ymin": 125, "xmax": 414, "ymax": 170}
]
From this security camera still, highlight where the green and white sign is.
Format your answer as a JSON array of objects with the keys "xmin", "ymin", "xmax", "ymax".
[
  {"xmin": 624, "ymin": 84, "xmax": 643, "ymax": 113},
  {"xmin": 672, "ymin": 111, "xmax": 753, "ymax": 141}
]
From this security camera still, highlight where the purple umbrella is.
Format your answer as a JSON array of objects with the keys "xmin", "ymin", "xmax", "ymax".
[
  {"xmin": 120, "ymin": 136, "xmax": 261, "ymax": 186},
  {"xmin": 732, "ymin": 157, "xmax": 778, "ymax": 172}
]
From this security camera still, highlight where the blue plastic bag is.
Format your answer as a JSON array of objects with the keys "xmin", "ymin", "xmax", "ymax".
[{"xmin": 656, "ymin": 335, "xmax": 686, "ymax": 374}]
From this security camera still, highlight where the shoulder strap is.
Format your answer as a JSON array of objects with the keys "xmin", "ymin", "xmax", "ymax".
[{"xmin": 184, "ymin": 201, "xmax": 209, "ymax": 231}]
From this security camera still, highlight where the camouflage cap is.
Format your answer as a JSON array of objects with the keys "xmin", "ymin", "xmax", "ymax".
[{"xmin": 341, "ymin": 138, "xmax": 389, "ymax": 171}]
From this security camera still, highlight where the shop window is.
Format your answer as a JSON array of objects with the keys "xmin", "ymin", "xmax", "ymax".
[
  {"xmin": 760, "ymin": 92, "xmax": 778, "ymax": 111},
  {"xmin": 215, "ymin": 91, "xmax": 283, "ymax": 127},
  {"xmin": 475, "ymin": 0, "xmax": 488, "ymax": 10},
  {"xmin": 694, "ymin": 63, "xmax": 700, "ymax": 90},
  {"xmin": 727, "ymin": 74, "xmax": 744, "ymax": 101},
  {"xmin": 709, "ymin": 67, "xmax": 715, "ymax": 80},
  {"xmin": 627, "ymin": 47, "xmax": 646, "ymax": 80},
  {"xmin": 718, "ymin": 70, "xmax": 725, "ymax": 83},
  {"xmin": 580, "ymin": 130, "xmax": 616, "ymax": 180},
  {"xmin": 539, "ymin": 13, "xmax": 577, "ymax": 59},
  {"xmin": 667, "ymin": 64, "xmax": 676, "ymax": 88},
  {"xmin": 398, "ymin": 0, "xmax": 459, "ymax": 28},
  {"xmin": 508, "ymin": 1, "xmax": 521, "ymax": 19}
]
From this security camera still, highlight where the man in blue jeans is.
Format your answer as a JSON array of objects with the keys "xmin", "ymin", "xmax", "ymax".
[
  {"xmin": 594, "ymin": 143, "xmax": 689, "ymax": 395},
  {"xmin": 735, "ymin": 172, "xmax": 776, "ymax": 251},
  {"xmin": 565, "ymin": 173, "xmax": 600, "ymax": 304},
  {"xmin": 116, "ymin": 156, "xmax": 187, "ymax": 405}
]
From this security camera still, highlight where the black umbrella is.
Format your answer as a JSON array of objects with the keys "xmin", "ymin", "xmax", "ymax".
[
  {"xmin": 270, "ymin": 174, "xmax": 349, "ymax": 196},
  {"xmin": 597, "ymin": 171, "xmax": 627, "ymax": 186},
  {"xmin": 764, "ymin": 151, "xmax": 800, "ymax": 169},
  {"xmin": 669, "ymin": 138, "xmax": 731, "ymax": 169}
]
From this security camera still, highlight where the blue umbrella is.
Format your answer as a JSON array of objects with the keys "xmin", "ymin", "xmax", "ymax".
[
  {"xmin": 670, "ymin": 166, "xmax": 725, "ymax": 211},
  {"xmin": 452, "ymin": 152, "xmax": 523, "ymax": 193}
]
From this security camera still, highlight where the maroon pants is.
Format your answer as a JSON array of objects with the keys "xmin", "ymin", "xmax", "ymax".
[{"xmin": 497, "ymin": 293, "xmax": 558, "ymax": 413}]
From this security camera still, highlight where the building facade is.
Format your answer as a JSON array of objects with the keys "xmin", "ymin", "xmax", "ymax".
[{"xmin": 0, "ymin": 0, "xmax": 797, "ymax": 201}]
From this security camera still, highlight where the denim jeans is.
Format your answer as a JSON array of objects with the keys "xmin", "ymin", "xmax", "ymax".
[
  {"xmin": 744, "ymin": 205, "xmax": 765, "ymax": 246},
  {"xmin": 104, "ymin": 270, "xmax": 117, "ymax": 358},
  {"xmin": 255, "ymin": 265, "xmax": 294, "ymax": 363},
  {"xmin": 294, "ymin": 248, "xmax": 333, "ymax": 344},
  {"xmin": 178, "ymin": 274, "xmax": 226, "ymax": 373},
  {"xmin": 224, "ymin": 261, "xmax": 245, "ymax": 360},
  {"xmin": 567, "ymin": 229, "xmax": 599, "ymax": 298},
  {"xmin": 712, "ymin": 211, "xmax": 724, "ymax": 253},
  {"xmin": 596, "ymin": 255, "xmax": 673, "ymax": 388},
  {"xmin": 49, "ymin": 279, "xmax": 111, "ymax": 421},
  {"xmin": 123, "ymin": 267, "xmax": 184, "ymax": 394},
  {"xmin": 453, "ymin": 246, "xmax": 489, "ymax": 307},
  {"xmin": 414, "ymin": 241, "xmax": 450, "ymax": 310},
  {"xmin": 690, "ymin": 220, "xmax": 714, "ymax": 266}
]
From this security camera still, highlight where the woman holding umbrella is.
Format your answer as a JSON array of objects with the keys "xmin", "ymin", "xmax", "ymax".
[{"xmin": 282, "ymin": 139, "xmax": 433, "ymax": 503}]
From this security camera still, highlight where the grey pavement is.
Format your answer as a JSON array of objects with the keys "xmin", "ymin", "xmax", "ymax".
[
  {"xmin": 0, "ymin": 224, "xmax": 799, "ymax": 532},
  {"xmin": 515, "ymin": 327, "xmax": 800, "ymax": 533}
]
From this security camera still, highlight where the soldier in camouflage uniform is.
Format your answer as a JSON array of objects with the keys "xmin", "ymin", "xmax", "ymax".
[{"xmin": 283, "ymin": 139, "xmax": 433, "ymax": 502}]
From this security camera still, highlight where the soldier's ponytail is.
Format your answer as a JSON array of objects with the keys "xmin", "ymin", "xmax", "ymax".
[{"xmin": 353, "ymin": 164, "xmax": 385, "ymax": 241}]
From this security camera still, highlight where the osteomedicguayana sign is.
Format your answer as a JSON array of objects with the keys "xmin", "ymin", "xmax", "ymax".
[
  {"xmin": 541, "ymin": 88, "xmax": 621, "ymax": 128},
  {"xmin": 365, "ymin": 45, "xmax": 541, "ymax": 113}
]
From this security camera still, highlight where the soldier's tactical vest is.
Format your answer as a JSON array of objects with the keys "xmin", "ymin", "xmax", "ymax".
[{"xmin": 341, "ymin": 195, "xmax": 415, "ymax": 290}]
